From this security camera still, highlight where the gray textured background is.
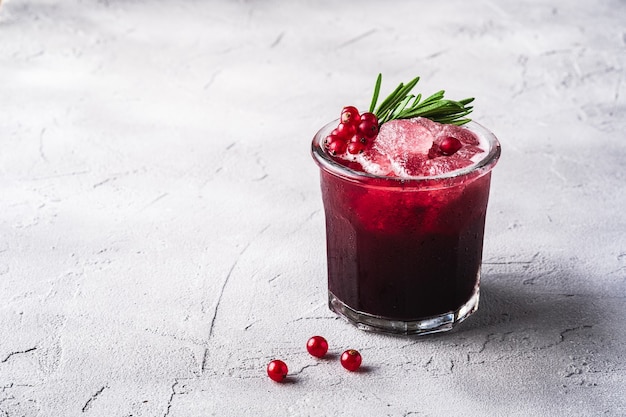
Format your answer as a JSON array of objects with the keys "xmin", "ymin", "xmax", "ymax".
[{"xmin": 1, "ymin": 0, "xmax": 625, "ymax": 415}]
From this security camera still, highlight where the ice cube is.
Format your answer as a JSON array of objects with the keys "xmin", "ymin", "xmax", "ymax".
[
  {"xmin": 374, "ymin": 118, "xmax": 435, "ymax": 158},
  {"xmin": 440, "ymin": 123, "xmax": 480, "ymax": 146},
  {"xmin": 370, "ymin": 118, "xmax": 436, "ymax": 177},
  {"xmin": 344, "ymin": 117, "xmax": 488, "ymax": 178}
]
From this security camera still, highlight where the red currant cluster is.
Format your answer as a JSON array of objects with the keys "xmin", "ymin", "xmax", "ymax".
[
  {"xmin": 266, "ymin": 336, "xmax": 362, "ymax": 382},
  {"xmin": 324, "ymin": 106, "xmax": 379, "ymax": 156}
]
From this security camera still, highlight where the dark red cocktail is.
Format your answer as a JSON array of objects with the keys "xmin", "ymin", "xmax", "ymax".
[{"xmin": 312, "ymin": 118, "xmax": 500, "ymax": 335}]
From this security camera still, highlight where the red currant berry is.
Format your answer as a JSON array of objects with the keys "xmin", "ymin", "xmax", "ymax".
[
  {"xmin": 347, "ymin": 142, "xmax": 365, "ymax": 155},
  {"xmin": 335, "ymin": 122, "xmax": 356, "ymax": 140},
  {"xmin": 306, "ymin": 336, "xmax": 329, "ymax": 358},
  {"xmin": 359, "ymin": 112, "xmax": 378, "ymax": 125},
  {"xmin": 267, "ymin": 359, "xmax": 288, "ymax": 382},
  {"xmin": 349, "ymin": 135, "xmax": 366, "ymax": 143},
  {"xmin": 327, "ymin": 138, "xmax": 347, "ymax": 156},
  {"xmin": 340, "ymin": 106, "xmax": 360, "ymax": 125},
  {"xmin": 357, "ymin": 120, "xmax": 379, "ymax": 140},
  {"xmin": 324, "ymin": 134, "xmax": 339, "ymax": 148},
  {"xmin": 340, "ymin": 349, "xmax": 362, "ymax": 371},
  {"xmin": 439, "ymin": 136, "xmax": 463, "ymax": 156}
]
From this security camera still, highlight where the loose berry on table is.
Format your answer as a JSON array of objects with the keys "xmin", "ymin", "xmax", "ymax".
[
  {"xmin": 267, "ymin": 359, "xmax": 289, "ymax": 382},
  {"xmin": 306, "ymin": 336, "xmax": 329, "ymax": 358},
  {"xmin": 340, "ymin": 349, "xmax": 362, "ymax": 371}
]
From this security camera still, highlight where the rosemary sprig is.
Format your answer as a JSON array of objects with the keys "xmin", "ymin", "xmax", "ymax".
[{"xmin": 369, "ymin": 73, "xmax": 474, "ymax": 126}]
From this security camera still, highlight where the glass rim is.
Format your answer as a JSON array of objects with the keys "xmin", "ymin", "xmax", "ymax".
[{"xmin": 311, "ymin": 119, "xmax": 501, "ymax": 189}]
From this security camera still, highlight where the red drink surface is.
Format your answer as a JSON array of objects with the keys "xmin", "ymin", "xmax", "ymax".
[{"xmin": 312, "ymin": 118, "xmax": 500, "ymax": 325}]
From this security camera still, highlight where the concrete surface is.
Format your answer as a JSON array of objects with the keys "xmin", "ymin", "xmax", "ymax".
[{"xmin": 1, "ymin": 0, "xmax": 625, "ymax": 416}]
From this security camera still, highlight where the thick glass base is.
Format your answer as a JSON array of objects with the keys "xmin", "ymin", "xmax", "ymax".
[{"xmin": 328, "ymin": 289, "xmax": 479, "ymax": 336}]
